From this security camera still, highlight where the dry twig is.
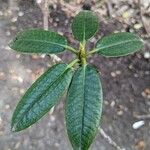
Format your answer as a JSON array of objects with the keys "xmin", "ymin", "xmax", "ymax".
[
  {"xmin": 138, "ymin": 0, "xmax": 150, "ymax": 36},
  {"xmin": 134, "ymin": 114, "xmax": 150, "ymax": 119},
  {"xmin": 99, "ymin": 128, "xmax": 125, "ymax": 150},
  {"xmin": 36, "ymin": 0, "xmax": 62, "ymax": 64}
]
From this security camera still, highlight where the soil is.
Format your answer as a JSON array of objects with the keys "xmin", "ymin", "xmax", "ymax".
[{"xmin": 0, "ymin": 0, "xmax": 149, "ymax": 150}]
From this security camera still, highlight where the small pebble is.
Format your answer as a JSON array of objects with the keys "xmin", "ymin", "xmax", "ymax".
[
  {"xmin": 135, "ymin": 140, "xmax": 145, "ymax": 150},
  {"xmin": 53, "ymin": 22, "xmax": 57, "ymax": 27},
  {"xmin": 50, "ymin": 115, "xmax": 55, "ymax": 122},
  {"xmin": 54, "ymin": 143, "xmax": 60, "ymax": 148},
  {"xmin": 134, "ymin": 24, "xmax": 142, "ymax": 29},
  {"xmin": 132, "ymin": 120, "xmax": 145, "ymax": 129},
  {"xmin": 116, "ymin": 70, "xmax": 121, "ymax": 75},
  {"xmin": 40, "ymin": 54, "xmax": 46, "ymax": 58},
  {"xmin": 141, "ymin": 88, "xmax": 150, "ymax": 99},
  {"xmin": 129, "ymin": 64, "xmax": 133, "ymax": 69},
  {"xmin": 5, "ymin": 104, "xmax": 10, "ymax": 110},
  {"xmin": 20, "ymin": 89, "xmax": 25, "ymax": 94},
  {"xmin": 134, "ymin": 73, "xmax": 138, "ymax": 78},
  {"xmin": 65, "ymin": 19, "xmax": 69, "ymax": 25},
  {"xmin": 110, "ymin": 101, "xmax": 115, "ymax": 107},
  {"xmin": 32, "ymin": 55, "xmax": 40, "ymax": 60},
  {"xmin": 0, "ymin": 72, "xmax": 5, "ymax": 80},
  {"xmin": 18, "ymin": 11, "xmax": 24, "ymax": 17},
  {"xmin": 111, "ymin": 70, "xmax": 121, "ymax": 77},
  {"xmin": 11, "ymin": 17, "xmax": 18, "ymax": 22},
  {"xmin": 122, "ymin": 11, "xmax": 129, "ymax": 19},
  {"xmin": 36, "ymin": 0, "xmax": 42, "ymax": 4},
  {"xmin": 55, "ymin": 18, "xmax": 59, "ymax": 22},
  {"xmin": 144, "ymin": 52, "xmax": 150, "ymax": 59},
  {"xmin": 16, "ymin": 54, "xmax": 21, "ymax": 59},
  {"xmin": 53, "ymin": 4, "xmax": 57, "ymax": 9},
  {"xmin": 117, "ymin": 110, "xmax": 123, "ymax": 116},
  {"xmin": 11, "ymin": 74, "xmax": 23, "ymax": 83},
  {"xmin": 104, "ymin": 100, "xmax": 109, "ymax": 105},
  {"xmin": 26, "ymin": 69, "xmax": 32, "ymax": 73},
  {"xmin": 111, "ymin": 72, "xmax": 116, "ymax": 77}
]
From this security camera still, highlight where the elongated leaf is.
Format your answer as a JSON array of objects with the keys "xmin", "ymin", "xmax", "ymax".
[
  {"xmin": 72, "ymin": 11, "xmax": 99, "ymax": 42},
  {"xmin": 65, "ymin": 65, "xmax": 103, "ymax": 150},
  {"xmin": 12, "ymin": 63, "xmax": 73, "ymax": 132},
  {"xmin": 95, "ymin": 32, "xmax": 144, "ymax": 57},
  {"xmin": 9, "ymin": 29, "xmax": 67, "ymax": 54}
]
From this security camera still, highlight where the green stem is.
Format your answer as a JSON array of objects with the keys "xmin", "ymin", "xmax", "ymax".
[
  {"xmin": 81, "ymin": 57, "xmax": 86, "ymax": 66},
  {"xmin": 67, "ymin": 59, "xmax": 80, "ymax": 69},
  {"xmin": 66, "ymin": 45, "xmax": 78, "ymax": 54},
  {"xmin": 88, "ymin": 48, "xmax": 97, "ymax": 55},
  {"xmin": 79, "ymin": 42, "xmax": 87, "ymax": 66}
]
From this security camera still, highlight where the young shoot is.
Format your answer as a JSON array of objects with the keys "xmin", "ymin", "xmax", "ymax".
[{"xmin": 9, "ymin": 10, "xmax": 144, "ymax": 150}]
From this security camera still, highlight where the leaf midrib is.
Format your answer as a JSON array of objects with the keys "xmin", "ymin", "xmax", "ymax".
[
  {"xmin": 83, "ymin": 12, "xmax": 86, "ymax": 42},
  {"xmin": 96, "ymin": 39, "xmax": 141, "ymax": 52},
  {"xmin": 13, "ymin": 66, "xmax": 70, "ymax": 129},
  {"xmin": 14, "ymin": 38, "xmax": 67, "ymax": 49},
  {"xmin": 80, "ymin": 65, "xmax": 86, "ymax": 148}
]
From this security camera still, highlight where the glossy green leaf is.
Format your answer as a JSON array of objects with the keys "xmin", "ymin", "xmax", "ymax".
[
  {"xmin": 95, "ymin": 32, "xmax": 144, "ymax": 57},
  {"xmin": 65, "ymin": 65, "xmax": 103, "ymax": 150},
  {"xmin": 72, "ymin": 11, "xmax": 99, "ymax": 42},
  {"xmin": 9, "ymin": 29, "xmax": 68, "ymax": 54},
  {"xmin": 12, "ymin": 63, "xmax": 73, "ymax": 132}
]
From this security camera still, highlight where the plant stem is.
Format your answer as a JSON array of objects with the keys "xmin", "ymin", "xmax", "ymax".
[
  {"xmin": 66, "ymin": 45, "xmax": 78, "ymax": 54},
  {"xmin": 79, "ymin": 42, "xmax": 87, "ymax": 66},
  {"xmin": 67, "ymin": 59, "xmax": 80, "ymax": 69},
  {"xmin": 88, "ymin": 48, "xmax": 97, "ymax": 55}
]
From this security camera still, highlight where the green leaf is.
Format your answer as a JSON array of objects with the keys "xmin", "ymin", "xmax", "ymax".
[
  {"xmin": 12, "ymin": 63, "xmax": 73, "ymax": 132},
  {"xmin": 65, "ymin": 65, "xmax": 103, "ymax": 150},
  {"xmin": 95, "ymin": 32, "xmax": 144, "ymax": 57},
  {"xmin": 72, "ymin": 11, "xmax": 99, "ymax": 42},
  {"xmin": 9, "ymin": 29, "xmax": 68, "ymax": 54}
]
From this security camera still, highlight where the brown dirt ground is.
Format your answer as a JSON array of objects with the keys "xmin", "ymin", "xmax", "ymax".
[{"xmin": 0, "ymin": 0, "xmax": 150, "ymax": 150}]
